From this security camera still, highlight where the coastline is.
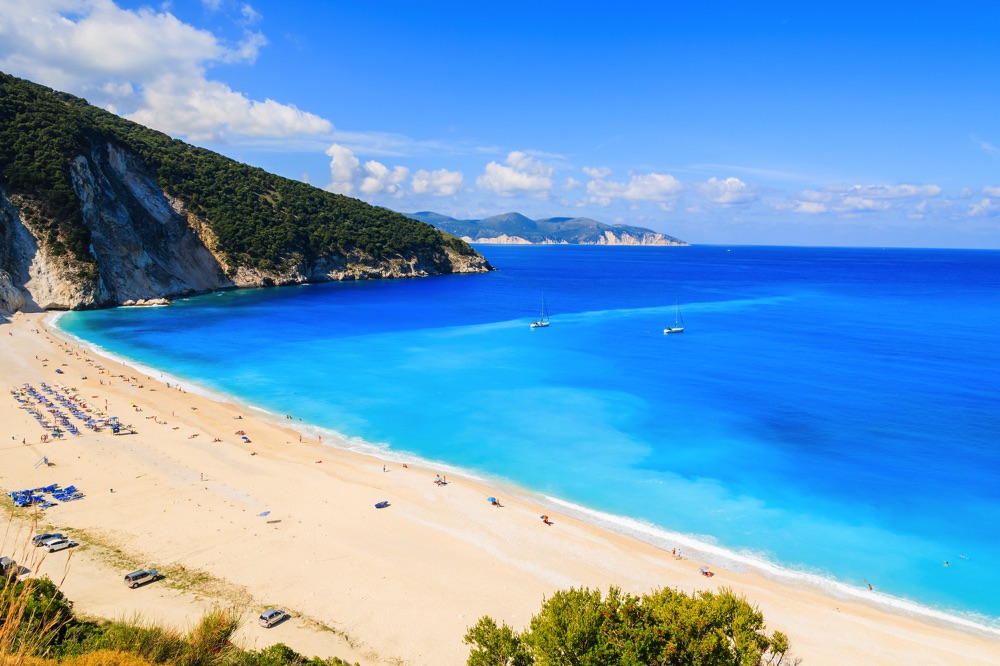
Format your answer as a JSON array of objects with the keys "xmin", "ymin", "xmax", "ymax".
[
  {"xmin": 1, "ymin": 311, "xmax": 998, "ymax": 665},
  {"xmin": 51, "ymin": 309, "xmax": 1000, "ymax": 638}
]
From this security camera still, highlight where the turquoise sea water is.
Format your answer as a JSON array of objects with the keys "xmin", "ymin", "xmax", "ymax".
[{"xmin": 58, "ymin": 245, "xmax": 1000, "ymax": 631}]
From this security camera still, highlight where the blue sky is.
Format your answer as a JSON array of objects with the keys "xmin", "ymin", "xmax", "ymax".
[{"xmin": 2, "ymin": 1, "xmax": 999, "ymax": 247}]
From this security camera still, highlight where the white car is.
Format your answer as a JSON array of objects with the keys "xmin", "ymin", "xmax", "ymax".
[
  {"xmin": 124, "ymin": 569, "xmax": 161, "ymax": 588},
  {"xmin": 42, "ymin": 538, "xmax": 77, "ymax": 552},
  {"xmin": 258, "ymin": 609, "xmax": 288, "ymax": 628}
]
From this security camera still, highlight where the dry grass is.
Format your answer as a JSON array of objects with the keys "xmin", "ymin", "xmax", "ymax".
[
  {"xmin": 13, "ymin": 650, "xmax": 158, "ymax": 666},
  {"xmin": 1, "ymin": 514, "xmax": 71, "ymax": 666},
  {"xmin": 63, "ymin": 527, "xmax": 251, "ymax": 606}
]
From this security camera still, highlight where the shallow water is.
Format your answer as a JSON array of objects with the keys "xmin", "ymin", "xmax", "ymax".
[{"xmin": 58, "ymin": 244, "xmax": 1000, "ymax": 628}]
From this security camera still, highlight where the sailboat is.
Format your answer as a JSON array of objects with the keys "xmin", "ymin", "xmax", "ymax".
[
  {"xmin": 663, "ymin": 302, "xmax": 684, "ymax": 334},
  {"xmin": 530, "ymin": 294, "xmax": 550, "ymax": 328}
]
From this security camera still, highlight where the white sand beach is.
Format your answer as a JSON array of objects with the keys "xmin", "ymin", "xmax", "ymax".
[{"xmin": 2, "ymin": 311, "xmax": 999, "ymax": 665}]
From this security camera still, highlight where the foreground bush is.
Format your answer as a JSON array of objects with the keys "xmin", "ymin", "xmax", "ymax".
[
  {"xmin": 0, "ymin": 575, "xmax": 75, "ymax": 660},
  {"xmin": 465, "ymin": 586, "xmax": 793, "ymax": 666}
]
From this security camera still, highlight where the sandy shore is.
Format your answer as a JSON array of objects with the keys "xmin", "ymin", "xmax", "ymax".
[{"xmin": 1, "ymin": 311, "xmax": 998, "ymax": 665}]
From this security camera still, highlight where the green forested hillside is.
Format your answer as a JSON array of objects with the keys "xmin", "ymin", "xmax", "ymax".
[{"xmin": 0, "ymin": 72, "xmax": 477, "ymax": 271}]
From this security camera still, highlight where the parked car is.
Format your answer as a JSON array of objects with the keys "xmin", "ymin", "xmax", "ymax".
[
  {"xmin": 42, "ymin": 538, "xmax": 77, "ymax": 552},
  {"xmin": 124, "ymin": 569, "xmax": 160, "ymax": 588},
  {"xmin": 32, "ymin": 533, "xmax": 63, "ymax": 546},
  {"xmin": 0, "ymin": 556, "xmax": 16, "ymax": 579},
  {"xmin": 258, "ymin": 609, "xmax": 288, "ymax": 628}
]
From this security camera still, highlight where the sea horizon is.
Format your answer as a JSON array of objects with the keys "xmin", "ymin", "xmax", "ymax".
[{"xmin": 55, "ymin": 243, "xmax": 1000, "ymax": 636}]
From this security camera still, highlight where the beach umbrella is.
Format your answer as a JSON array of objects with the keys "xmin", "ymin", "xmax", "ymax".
[{"xmin": 487, "ymin": 496, "xmax": 496, "ymax": 503}]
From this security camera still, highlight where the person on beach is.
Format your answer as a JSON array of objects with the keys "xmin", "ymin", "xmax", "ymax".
[{"xmin": 541, "ymin": 515, "xmax": 552, "ymax": 525}]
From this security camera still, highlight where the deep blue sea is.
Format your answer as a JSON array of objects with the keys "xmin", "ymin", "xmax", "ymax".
[{"xmin": 57, "ymin": 245, "xmax": 1000, "ymax": 631}]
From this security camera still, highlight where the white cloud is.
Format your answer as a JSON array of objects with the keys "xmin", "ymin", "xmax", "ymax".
[
  {"xmin": 476, "ymin": 151, "xmax": 554, "ymax": 196},
  {"xmin": 240, "ymin": 4, "xmax": 262, "ymax": 25},
  {"xmin": 0, "ymin": 0, "xmax": 332, "ymax": 142},
  {"xmin": 983, "ymin": 186, "xmax": 1000, "ymax": 197},
  {"xmin": 562, "ymin": 177, "xmax": 582, "ymax": 191},
  {"xmin": 840, "ymin": 196, "xmax": 890, "ymax": 212},
  {"xmin": 781, "ymin": 183, "xmax": 941, "ymax": 216},
  {"xmin": 324, "ymin": 144, "xmax": 417, "ymax": 197},
  {"xmin": 325, "ymin": 144, "xmax": 361, "ymax": 195},
  {"xmin": 968, "ymin": 198, "xmax": 1000, "ymax": 217},
  {"xmin": 794, "ymin": 202, "xmax": 828, "ymax": 214},
  {"xmin": 698, "ymin": 177, "xmax": 758, "ymax": 205},
  {"xmin": 360, "ymin": 161, "xmax": 409, "ymax": 196},
  {"xmin": 908, "ymin": 200, "xmax": 931, "ymax": 220},
  {"xmin": 583, "ymin": 166, "xmax": 611, "ymax": 179},
  {"xmin": 771, "ymin": 198, "xmax": 827, "ymax": 214},
  {"xmin": 130, "ymin": 72, "xmax": 330, "ymax": 142},
  {"xmin": 586, "ymin": 172, "xmax": 682, "ymax": 203},
  {"xmin": 797, "ymin": 189, "xmax": 833, "ymax": 203},
  {"xmin": 843, "ymin": 184, "xmax": 942, "ymax": 199},
  {"xmin": 412, "ymin": 169, "xmax": 463, "ymax": 196}
]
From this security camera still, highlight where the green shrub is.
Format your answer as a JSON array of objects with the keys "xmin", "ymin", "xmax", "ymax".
[{"xmin": 466, "ymin": 586, "xmax": 794, "ymax": 666}]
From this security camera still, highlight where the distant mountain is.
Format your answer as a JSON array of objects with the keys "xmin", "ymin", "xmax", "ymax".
[{"xmin": 405, "ymin": 211, "xmax": 687, "ymax": 246}]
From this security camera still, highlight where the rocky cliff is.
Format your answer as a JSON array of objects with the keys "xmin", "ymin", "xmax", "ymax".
[
  {"xmin": 0, "ymin": 140, "xmax": 489, "ymax": 313},
  {"xmin": 0, "ymin": 71, "xmax": 491, "ymax": 315}
]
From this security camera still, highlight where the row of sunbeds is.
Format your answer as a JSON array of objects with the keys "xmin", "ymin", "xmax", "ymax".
[
  {"xmin": 11, "ymin": 383, "xmax": 111, "ymax": 436},
  {"xmin": 7, "ymin": 484, "xmax": 84, "ymax": 509}
]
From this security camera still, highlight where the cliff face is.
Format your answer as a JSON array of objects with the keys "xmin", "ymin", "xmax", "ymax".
[
  {"xmin": 0, "ymin": 141, "xmax": 490, "ymax": 313},
  {"xmin": 593, "ymin": 230, "xmax": 681, "ymax": 246},
  {"xmin": 462, "ymin": 230, "xmax": 683, "ymax": 246}
]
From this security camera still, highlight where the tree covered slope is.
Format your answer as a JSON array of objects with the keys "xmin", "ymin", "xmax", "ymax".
[{"xmin": 0, "ymin": 71, "xmax": 488, "ymax": 311}]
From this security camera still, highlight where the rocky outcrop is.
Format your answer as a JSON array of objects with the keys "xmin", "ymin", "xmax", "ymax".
[
  {"xmin": 461, "ymin": 234, "xmax": 535, "ymax": 245},
  {"xmin": 0, "ymin": 143, "xmax": 490, "ymax": 312},
  {"xmin": 0, "ymin": 268, "xmax": 24, "ymax": 314},
  {"xmin": 0, "ymin": 191, "xmax": 102, "ymax": 311},
  {"xmin": 593, "ymin": 230, "xmax": 682, "ymax": 246},
  {"xmin": 458, "ymin": 231, "xmax": 684, "ymax": 246},
  {"xmin": 122, "ymin": 298, "xmax": 171, "ymax": 307}
]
